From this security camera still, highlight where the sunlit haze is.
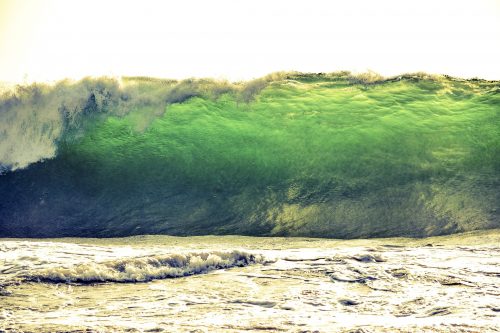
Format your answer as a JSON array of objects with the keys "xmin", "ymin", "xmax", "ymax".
[{"xmin": 1, "ymin": 0, "xmax": 499, "ymax": 83}]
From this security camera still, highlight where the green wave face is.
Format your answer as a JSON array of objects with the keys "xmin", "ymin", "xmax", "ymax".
[{"xmin": 1, "ymin": 75, "xmax": 499, "ymax": 237}]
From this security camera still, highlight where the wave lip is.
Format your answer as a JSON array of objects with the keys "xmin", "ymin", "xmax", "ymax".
[{"xmin": 25, "ymin": 250, "xmax": 263, "ymax": 283}]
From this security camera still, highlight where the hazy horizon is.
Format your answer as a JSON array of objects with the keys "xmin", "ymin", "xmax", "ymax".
[
  {"xmin": 1, "ymin": 0, "xmax": 499, "ymax": 84},
  {"xmin": 1, "ymin": 70, "xmax": 499, "ymax": 88}
]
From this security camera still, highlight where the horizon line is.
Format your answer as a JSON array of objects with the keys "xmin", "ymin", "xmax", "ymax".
[{"xmin": 2, "ymin": 70, "xmax": 500, "ymax": 88}]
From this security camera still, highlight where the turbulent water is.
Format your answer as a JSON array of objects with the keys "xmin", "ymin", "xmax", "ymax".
[
  {"xmin": 0, "ymin": 231, "xmax": 499, "ymax": 332},
  {"xmin": 0, "ymin": 72, "xmax": 499, "ymax": 238},
  {"xmin": 1, "ymin": 73, "xmax": 498, "ymax": 332}
]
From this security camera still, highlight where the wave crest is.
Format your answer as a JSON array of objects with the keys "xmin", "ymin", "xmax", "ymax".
[
  {"xmin": 0, "ymin": 74, "xmax": 287, "ymax": 172},
  {"xmin": 25, "ymin": 251, "xmax": 263, "ymax": 283}
]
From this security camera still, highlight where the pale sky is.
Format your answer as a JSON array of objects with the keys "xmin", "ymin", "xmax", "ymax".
[{"xmin": 1, "ymin": 0, "xmax": 499, "ymax": 83}]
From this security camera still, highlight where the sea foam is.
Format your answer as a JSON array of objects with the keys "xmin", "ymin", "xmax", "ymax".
[{"xmin": 25, "ymin": 250, "xmax": 263, "ymax": 283}]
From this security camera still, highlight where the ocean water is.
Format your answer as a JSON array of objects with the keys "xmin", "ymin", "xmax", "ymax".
[
  {"xmin": 1, "ymin": 73, "xmax": 499, "ymax": 239},
  {"xmin": 1, "ymin": 231, "xmax": 499, "ymax": 332},
  {"xmin": 1, "ymin": 73, "xmax": 499, "ymax": 331}
]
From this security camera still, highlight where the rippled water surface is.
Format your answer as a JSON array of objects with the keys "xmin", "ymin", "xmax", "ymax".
[{"xmin": 1, "ymin": 231, "xmax": 499, "ymax": 332}]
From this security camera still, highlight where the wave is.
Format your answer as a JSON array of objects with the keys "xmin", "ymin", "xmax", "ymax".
[
  {"xmin": 0, "ymin": 74, "xmax": 286, "ymax": 172},
  {"xmin": 24, "ymin": 251, "xmax": 263, "ymax": 283},
  {"xmin": 0, "ymin": 72, "xmax": 499, "ymax": 238},
  {"xmin": 2, "ymin": 72, "xmax": 491, "ymax": 172}
]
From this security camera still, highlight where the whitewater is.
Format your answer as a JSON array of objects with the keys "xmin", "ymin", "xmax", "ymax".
[{"xmin": 0, "ymin": 232, "xmax": 499, "ymax": 332}]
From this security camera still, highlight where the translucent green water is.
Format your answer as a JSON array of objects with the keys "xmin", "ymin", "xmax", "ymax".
[{"xmin": 1, "ymin": 74, "xmax": 499, "ymax": 237}]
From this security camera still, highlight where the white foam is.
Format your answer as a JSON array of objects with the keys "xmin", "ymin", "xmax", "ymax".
[{"xmin": 26, "ymin": 250, "xmax": 263, "ymax": 283}]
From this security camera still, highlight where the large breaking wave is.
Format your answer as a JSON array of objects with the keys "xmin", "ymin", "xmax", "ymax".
[{"xmin": 0, "ymin": 72, "xmax": 499, "ymax": 238}]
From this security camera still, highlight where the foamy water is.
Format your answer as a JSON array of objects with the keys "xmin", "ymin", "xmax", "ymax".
[{"xmin": 1, "ymin": 232, "xmax": 499, "ymax": 332}]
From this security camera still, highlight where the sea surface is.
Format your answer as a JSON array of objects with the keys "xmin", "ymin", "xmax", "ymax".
[
  {"xmin": 1, "ymin": 231, "xmax": 499, "ymax": 332},
  {"xmin": 2, "ymin": 74, "xmax": 499, "ymax": 239}
]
